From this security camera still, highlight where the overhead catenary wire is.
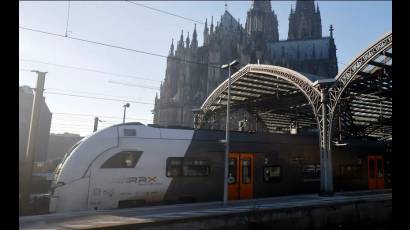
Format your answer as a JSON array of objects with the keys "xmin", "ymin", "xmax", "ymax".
[
  {"xmin": 52, "ymin": 123, "xmax": 96, "ymax": 127},
  {"xmin": 44, "ymin": 91, "xmax": 155, "ymax": 105},
  {"xmin": 19, "ymin": 68, "xmax": 33, "ymax": 72},
  {"xmin": 20, "ymin": 58, "xmax": 161, "ymax": 83},
  {"xmin": 51, "ymin": 125, "xmax": 95, "ymax": 130},
  {"xmin": 52, "ymin": 112, "xmax": 149, "ymax": 120},
  {"xmin": 25, "ymin": 86, "xmax": 156, "ymax": 104},
  {"xmin": 19, "ymin": 26, "xmax": 220, "ymax": 69},
  {"xmin": 52, "ymin": 116, "xmax": 152, "ymax": 123},
  {"xmin": 107, "ymin": 80, "xmax": 159, "ymax": 90},
  {"xmin": 45, "ymin": 87, "xmax": 158, "ymax": 100},
  {"xmin": 51, "ymin": 122, "xmax": 133, "ymax": 127},
  {"xmin": 124, "ymin": 1, "xmax": 204, "ymax": 25}
]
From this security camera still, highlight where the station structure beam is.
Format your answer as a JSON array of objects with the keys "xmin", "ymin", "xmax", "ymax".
[{"xmin": 196, "ymin": 32, "xmax": 392, "ymax": 196}]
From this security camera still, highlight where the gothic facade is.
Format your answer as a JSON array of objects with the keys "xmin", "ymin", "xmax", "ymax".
[{"xmin": 153, "ymin": 0, "xmax": 338, "ymax": 128}]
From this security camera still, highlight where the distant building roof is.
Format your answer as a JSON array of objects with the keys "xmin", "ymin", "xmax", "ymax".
[
  {"xmin": 267, "ymin": 37, "xmax": 332, "ymax": 61},
  {"xmin": 20, "ymin": 85, "xmax": 34, "ymax": 95}
]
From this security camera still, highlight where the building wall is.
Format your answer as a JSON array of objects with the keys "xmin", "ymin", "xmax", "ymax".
[
  {"xmin": 46, "ymin": 133, "xmax": 83, "ymax": 161},
  {"xmin": 19, "ymin": 86, "xmax": 52, "ymax": 163}
]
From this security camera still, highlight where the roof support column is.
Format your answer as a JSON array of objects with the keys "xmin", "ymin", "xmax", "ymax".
[{"xmin": 319, "ymin": 87, "xmax": 333, "ymax": 196}]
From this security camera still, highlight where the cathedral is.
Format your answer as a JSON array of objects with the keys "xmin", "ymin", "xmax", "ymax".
[{"xmin": 153, "ymin": 0, "xmax": 338, "ymax": 128}]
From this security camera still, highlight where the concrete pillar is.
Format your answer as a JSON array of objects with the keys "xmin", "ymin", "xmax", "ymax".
[{"xmin": 21, "ymin": 71, "xmax": 47, "ymax": 214}]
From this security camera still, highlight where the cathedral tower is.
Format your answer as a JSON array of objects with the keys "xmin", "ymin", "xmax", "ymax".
[
  {"xmin": 245, "ymin": 0, "xmax": 279, "ymax": 43},
  {"xmin": 288, "ymin": 0, "xmax": 322, "ymax": 40},
  {"xmin": 154, "ymin": 0, "xmax": 338, "ymax": 128}
]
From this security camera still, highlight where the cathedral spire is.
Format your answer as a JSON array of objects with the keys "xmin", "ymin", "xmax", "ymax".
[
  {"xmin": 245, "ymin": 0, "xmax": 278, "ymax": 42},
  {"xmin": 191, "ymin": 24, "xmax": 198, "ymax": 48},
  {"xmin": 169, "ymin": 38, "xmax": 174, "ymax": 56},
  {"xmin": 186, "ymin": 32, "xmax": 190, "ymax": 48},
  {"xmin": 295, "ymin": 0, "xmax": 315, "ymax": 13},
  {"xmin": 204, "ymin": 19, "xmax": 209, "ymax": 45},
  {"xmin": 252, "ymin": 0, "xmax": 272, "ymax": 12},
  {"xmin": 210, "ymin": 16, "xmax": 214, "ymax": 34},
  {"xmin": 329, "ymin": 24, "xmax": 334, "ymax": 38},
  {"xmin": 288, "ymin": 0, "xmax": 322, "ymax": 40},
  {"xmin": 178, "ymin": 30, "xmax": 184, "ymax": 49}
]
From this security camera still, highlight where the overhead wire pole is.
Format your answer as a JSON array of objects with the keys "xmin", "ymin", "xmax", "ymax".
[
  {"xmin": 20, "ymin": 70, "xmax": 47, "ymax": 215},
  {"xmin": 93, "ymin": 117, "xmax": 99, "ymax": 132},
  {"xmin": 123, "ymin": 103, "xmax": 130, "ymax": 123}
]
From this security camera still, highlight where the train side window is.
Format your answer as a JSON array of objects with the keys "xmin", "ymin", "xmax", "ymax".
[
  {"xmin": 264, "ymin": 166, "xmax": 281, "ymax": 183},
  {"xmin": 303, "ymin": 164, "xmax": 320, "ymax": 181},
  {"xmin": 166, "ymin": 158, "xmax": 209, "ymax": 177},
  {"xmin": 166, "ymin": 158, "xmax": 183, "ymax": 177},
  {"xmin": 183, "ymin": 159, "xmax": 210, "ymax": 177},
  {"xmin": 242, "ymin": 159, "xmax": 252, "ymax": 184},
  {"xmin": 377, "ymin": 159, "xmax": 383, "ymax": 177},
  {"xmin": 124, "ymin": 129, "xmax": 137, "ymax": 136},
  {"xmin": 228, "ymin": 158, "xmax": 237, "ymax": 184},
  {"xmin": 101, "ymin": 151, "xmax": 142, "ymax": 168}
]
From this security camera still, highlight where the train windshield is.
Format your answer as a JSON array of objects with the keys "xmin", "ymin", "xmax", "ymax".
[
  {"xmin": 53, "ymin": 140, "xmax": 83, "ymax": 178},
  {"xmin": 62, "ymin": 140, "xmax": 82, "ymax": 164}
]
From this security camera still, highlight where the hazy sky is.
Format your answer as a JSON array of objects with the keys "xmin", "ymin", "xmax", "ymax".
[{"xmin": 19, "ymin": 1, "xmax": 392, "ymax": 136}]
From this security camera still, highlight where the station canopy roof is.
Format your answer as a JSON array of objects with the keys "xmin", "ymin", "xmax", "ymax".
[
  {"xmin": 200, "ymin": 33, "xmax": 392, "ymax": 141},
  {"xmin": 200, "ymin": 65, "xmax": 324, "ymax": 133},
  {"xmin": 334, "ymin": 46, "xmax": 392, "ymax": 140}
]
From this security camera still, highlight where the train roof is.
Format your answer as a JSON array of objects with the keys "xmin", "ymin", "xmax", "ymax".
[{"xmin": 110, "ymin": 122, "xmax": 390, "ymax": 145}]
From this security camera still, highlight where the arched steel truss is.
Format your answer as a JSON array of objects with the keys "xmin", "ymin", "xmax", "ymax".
[
  {"xmin": 201, "ymin": 64, "xmax": 322, "ymax": 117},
  {"xmin": 327, "ymin": 32, "xmax": 392, "ymax": 142},
  {"xmin": 199, "ymin": 64, "xmax": 334, "ymax": 193},
  {"xmin": 197, "ymin": 32, "xmax": 392, "ymax": 195}
]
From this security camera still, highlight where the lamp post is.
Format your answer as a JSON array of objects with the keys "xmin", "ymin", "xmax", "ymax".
[
  {"xmin": 221, "ymin": 60, "xmax": 240, "ymax": 205},
  {"xmin": 123, "ymin": 103, "xmax": 130, "ymax": 123}
]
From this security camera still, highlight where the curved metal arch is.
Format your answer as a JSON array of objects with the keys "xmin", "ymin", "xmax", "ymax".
[
  {"xmin": 201, "ymin": 65, "xmax": 251, "ymax": 113},
  {"xmin": 200, "ymin": 64, "xmax": 322, "ymax": 118},
  {"xmin": 329, "ymin": 32, "xmax": 392, "ymax": 113},
  {"xmin": 327, "ymin": 32, "xmax": 392, "ymax": 140}
]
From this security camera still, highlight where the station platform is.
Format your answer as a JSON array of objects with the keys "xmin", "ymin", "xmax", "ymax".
[{"xmin": 20, "ymin": 189, "xmax": 392, "ymax": 230}]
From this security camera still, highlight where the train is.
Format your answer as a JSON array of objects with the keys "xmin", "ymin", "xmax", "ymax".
[{"xmin": 49, "ymin": 122, "xmax": 392, "ymax": 213}]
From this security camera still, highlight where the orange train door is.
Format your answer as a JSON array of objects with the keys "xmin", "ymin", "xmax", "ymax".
[
  {"xmin": 228, "ymin": 153, "xmax": 240, "ymax": 200},
  {"xmin": 368, "ymin": 155, "xmax": 385, "ymax": 189},
  {"xmin": 228, "ymin": 153, "xmax": 254, "ymax": 200}
]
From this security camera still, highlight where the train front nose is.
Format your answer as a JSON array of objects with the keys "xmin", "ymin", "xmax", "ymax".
[
  {"xmin": 49, "ymin": 195, "xmax": 58, "ymax": 213},
  {"xmin": 48, "ymin": 181, "xmax": 63, "ymax": 213}
]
